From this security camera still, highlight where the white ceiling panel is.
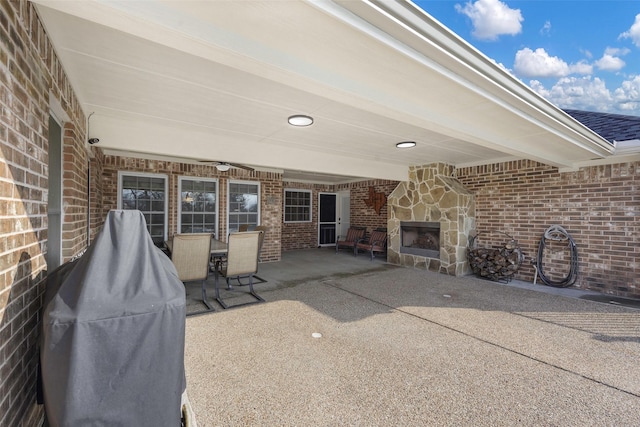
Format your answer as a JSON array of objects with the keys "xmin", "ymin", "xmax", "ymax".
[{"xmin": 34, "ymin": 0, "xmax": 614, "ymax": 183}]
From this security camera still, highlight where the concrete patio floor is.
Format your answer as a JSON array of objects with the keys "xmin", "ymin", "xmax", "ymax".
[{"xmin": 184, "ymin": 248, "xmax": 640, "ymax": 426}]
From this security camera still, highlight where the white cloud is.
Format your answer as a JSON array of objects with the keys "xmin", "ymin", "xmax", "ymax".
[
  {"xmin": 514, "ymin": 48, "xmax": 594, "ymax": 78},
  {"xmin": 613, "ymin": 75, "xmax": 640, "ymax": 111},
  {"xmin": 569, "ymin": 60, "xmax": 593, "ymax": 75},
  {"xmin": 529, "ymin": 77, "xmax": 613, "ymax": 111},
  {"xmin": 604, "ymin": 47, "xmax": 630, "ymax": 56},
  {"xmin": 591, "ymin": 48, "xmax": 628, "ymax": 72},
  {"xmin": 594, "ymin": 54, "xmax": 625, "ymax": 72},
  {"xmin": 529, "ymin": 76, "xmax": 640, "ymax": 114},
  {"xmin": 619, "ymin": 14, "xmax": 640, "ymax": 47},
  {"xmin": 540, "ymin": 20, "xmax": 551, "ymax": 36},
  {"xmin": 581, "ymin": 49, "xmax": 593, "ymax": 60},
  {"xmin": 514, "ymin": 48, "xmax": 570, "ymax": 78},
  {"xmin": 455, "ymin": 0, "xmax": 523, "ymax": 41}
]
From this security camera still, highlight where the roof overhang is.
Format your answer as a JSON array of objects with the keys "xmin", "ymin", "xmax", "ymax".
[{"xmin": 33, "ymin": 0, "xmax": 614, "ymax": 182}]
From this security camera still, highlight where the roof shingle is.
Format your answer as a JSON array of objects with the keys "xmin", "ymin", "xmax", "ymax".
[{"xmin": 564, "ymin": 109, "xmax": 640, "ymax": 144}]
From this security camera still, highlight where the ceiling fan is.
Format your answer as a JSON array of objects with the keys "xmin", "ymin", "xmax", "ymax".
[{"xmin": 197, "ymin": 160, "xmax": 254, "ymax": 172}]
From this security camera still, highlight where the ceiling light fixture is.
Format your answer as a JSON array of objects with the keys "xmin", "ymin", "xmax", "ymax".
[
  {"xmin": 396, "ymin": 141, "xmax": 416, "ymax": 148},
  {"xmin": 215, "ymin": 163, "xmax": 231, "ymax": 172},
  {"xmin": 288, "ymin": 114, "xmax": 314, "ymax": 127}
]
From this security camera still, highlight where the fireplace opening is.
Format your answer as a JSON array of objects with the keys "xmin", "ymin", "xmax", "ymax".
[{"xmin": 400, "ymin": 221, "xmax": 440, "ymax": 258}]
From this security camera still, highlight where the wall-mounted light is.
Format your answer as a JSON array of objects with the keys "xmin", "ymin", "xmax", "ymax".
[
  {"xmin": 288, "ymin": 115, "xmax": 314, "ymax": 127},
  {"xmin": 396, "ymin": 141, "xmax": 416, "ymax": 148}
]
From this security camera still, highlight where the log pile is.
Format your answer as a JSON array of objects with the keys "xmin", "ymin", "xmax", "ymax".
[{"xmin": 467, "ymin": 233, "xmax": 523, "ymax": 282}]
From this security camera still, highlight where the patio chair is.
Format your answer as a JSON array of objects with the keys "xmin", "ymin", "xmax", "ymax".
[
  {"xmin": 232, "ymin": 226, "xmax": 268, "ymax": 285},
  {"xmin": 254, "ymin": 225, "xmax": 268, "ymax": 261},
  {"xmin": 170, "ymin": 233, "xmax": 214, "ymax": 314},
  {"xmin": 221, "ymin": 224, "xmax": 268, "ymax": 281},
  {"xmin": 336, "ymin": 226, "xmax": 366, "ymax": 254},
  {"xmin": 355, "ymin": 228, "xmax": 387, "ymax": 260},
  {"xmin": 214, "ymin": 231, "xmax": 265, "ymax": 309}
]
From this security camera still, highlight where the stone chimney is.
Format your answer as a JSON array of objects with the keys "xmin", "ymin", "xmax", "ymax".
[{"xmin": 388, "ymin": 163, "xmax": 475, "ymax": 276}]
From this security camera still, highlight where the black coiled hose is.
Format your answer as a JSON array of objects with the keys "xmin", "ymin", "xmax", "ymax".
[{"xmin": 536, "ymin": 225, "xmax": 579, "ymax": 288}]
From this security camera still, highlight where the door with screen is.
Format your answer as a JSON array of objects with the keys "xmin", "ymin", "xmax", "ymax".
[{"xmin": 318, "ymin": 193, "xmax": 336, "ymax": 246}]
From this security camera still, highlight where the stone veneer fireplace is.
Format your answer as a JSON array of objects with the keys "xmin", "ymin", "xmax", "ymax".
[{"xmin": 388, "ymin": 163, "xmax": 475, "ymax": 276}]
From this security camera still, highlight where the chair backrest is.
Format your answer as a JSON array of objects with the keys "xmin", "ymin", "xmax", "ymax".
[
  {"xmin": 345, "ymin": 226, "xmax": 366, "ymax": 242},
  {"xmin": 253, "ymin": 225, "xmax": 268, "ymax": 258},
  {"xmin": 171, "ymin": 233, "xmax": 212, "ymax": 282},
  {"xmin": 368, "ymin": 229, "xmax": 387, "ymax": 246},
  {"xmin": 226, "ymin": 231, "xmax": 260, "ymax": 277}
]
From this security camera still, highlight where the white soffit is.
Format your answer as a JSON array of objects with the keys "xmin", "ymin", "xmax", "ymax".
[{"xmin": 33, "ymin": 0, "xmax": 614, "ymax": 182}]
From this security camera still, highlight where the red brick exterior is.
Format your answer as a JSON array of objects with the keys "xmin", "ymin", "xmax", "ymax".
[
  {"xmin": 1, "ymin": 2, "xmax": 639, "ymax": 425},
  {"xmin": 0, "ymin": 2, "xmax": 87, "ymax": 425},
  {"xmin": 99, "ymin": 155, "xmax": 283, "ymax": 262},
  {"xmin": 96, "ymin": 157, "xmax": 399, "ymax": 256},
  {"xmin": 456, "ymin": 160, "xmax": 639, "ymax": 298},
  {"xmin": 281, "ymin": 182, "xmax": 333, "ymax": 250},
  {"xmin": 340, "ymin": 180, "xmax": 398, "ymax": 233},
  {"xmin": 281, "ymin": 180, "xmax": 398, "ymax": 250}
]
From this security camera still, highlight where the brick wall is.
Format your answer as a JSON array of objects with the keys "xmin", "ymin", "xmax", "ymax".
[
  {"xmin": 62, "ymin": 125, "xmax": 90, "ymax": 257},
  {"xmin": 89, "ymin": 149, "xmax": 105, "ymax": 243},
  {"xmin": 0, "ymin": 1, "xmax": 87, "ymax": 425},
  {"xmin": 340, "ymin": 180, "xmax": 398, "ymax": 233},
  {"xmin": 281, "ymin": 180, "xmax": 399, "ymax": 251},
  {"xmin": 456, "ymin": 160, "xmax": 639, "ymax": 298},
  {"xmin": 97, "ymin": 158, "xmax": 400, "ymax": 254},
  {"xmin": 100, "ymin": 155, "xmax": 283, "ymax": 261},
  {"xmin": 281, "ymin": 182, "xmax": 333, "ymax": 250}
]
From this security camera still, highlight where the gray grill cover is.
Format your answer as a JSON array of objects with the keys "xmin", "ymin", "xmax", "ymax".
[{"xmin": 41, "ymin": 210, "xmax": 186, "ymax": 427}]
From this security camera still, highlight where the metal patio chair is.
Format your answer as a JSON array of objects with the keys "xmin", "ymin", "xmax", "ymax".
[
  {"xmin": 171, "ymin": 233, "xmax": 214, "ymax": 314},
  {"xmin": 214, "ymin": 231, "xmax": 265, "ymax": 309}
]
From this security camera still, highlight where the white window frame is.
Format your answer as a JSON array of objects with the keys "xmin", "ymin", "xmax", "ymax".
[
  {"xmin": 283, "ymin": 188, "xmax": 312, "ymax": 223},
  {"xmin": 177, "ymin": 176, "xmax": 219, "ymax": 237},
  {"xmin": 117, "ymin": 171, "xmax": 169, "ymax": 244},
  {"xmin": 227, "ymin": 180, "xmax": 261, "ymax": 233}
]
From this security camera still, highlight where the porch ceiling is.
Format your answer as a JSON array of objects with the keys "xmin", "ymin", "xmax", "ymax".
[{"xmin": 33, "ymin": 0, "xmax": 613, "ymax": 183}]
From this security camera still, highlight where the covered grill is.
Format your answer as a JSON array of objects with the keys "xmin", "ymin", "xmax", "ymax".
[{"xmin": 41, "ymin": 210, "xmax": 186, "ymax": 426}]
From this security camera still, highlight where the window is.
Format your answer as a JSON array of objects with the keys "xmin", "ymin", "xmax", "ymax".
[
  {"xmin": 228, "ymin": 181, "xmax": 260, "ymax": 233},
  {"xmin": 118, "ymin": 172, "xmax": 168, "ymax": 246},
  {"xmin": 178, "ymin": 177, "xmax": 218, "ymax": 236},
  {"xmin": 284, "ymin": 189, "xmax": 312, "ymax": 222}
]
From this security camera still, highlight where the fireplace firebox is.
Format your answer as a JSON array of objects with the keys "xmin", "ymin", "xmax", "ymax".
[{"xmin": 400, "ymin": 221, "xmax": 440, "ymax": 259}]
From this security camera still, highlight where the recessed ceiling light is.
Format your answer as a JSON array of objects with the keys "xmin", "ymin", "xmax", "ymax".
[
  {"xmin": 396, "ymin": 141, "xmax": 416, "ymax": 148},
  {"xmin": 288, "ymin": 115, "xmax": 314, "ymax": 127}
]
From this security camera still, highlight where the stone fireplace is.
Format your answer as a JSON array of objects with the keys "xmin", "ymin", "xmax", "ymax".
[{"xmin": 388, "ymin": 163, "xmax": 475, "ymax": 276}]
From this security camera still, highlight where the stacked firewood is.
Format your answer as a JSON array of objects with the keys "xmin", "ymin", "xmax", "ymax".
[{"xmin": 467, "ymin": 233, "xmax": 523, "ymax": 282}]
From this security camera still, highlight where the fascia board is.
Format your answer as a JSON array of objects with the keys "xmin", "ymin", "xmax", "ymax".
[{"xmin": 330, "ymin": 0, "xmax": 613, "ymax": 159}]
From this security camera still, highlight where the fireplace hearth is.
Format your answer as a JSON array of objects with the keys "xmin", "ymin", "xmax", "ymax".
[{"xmin": 400, "ymin": 221, "xmax": 440, "ymax": 258}]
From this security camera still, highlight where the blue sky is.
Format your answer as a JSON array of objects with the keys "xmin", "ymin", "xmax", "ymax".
[{"xmin": 414, "ymin": 0, "xmax": 640, "ymax": 116}]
